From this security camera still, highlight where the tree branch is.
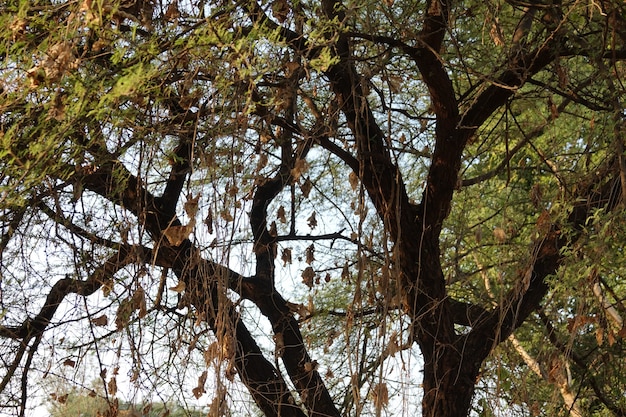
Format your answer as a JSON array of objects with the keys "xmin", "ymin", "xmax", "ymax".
[{"xmin": 469, "ymin": 170, "xmax": 623, "ymax": 357}]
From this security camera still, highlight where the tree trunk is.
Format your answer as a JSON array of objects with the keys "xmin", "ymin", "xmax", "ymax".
[{"xmin": 421, "ymin": 352, "xmax": 480, "ymax": 417}]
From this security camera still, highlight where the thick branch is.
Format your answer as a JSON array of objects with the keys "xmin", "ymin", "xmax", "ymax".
[{"xmin": 81, "ymin": 156, "xmax": 308, "ymax": 417}]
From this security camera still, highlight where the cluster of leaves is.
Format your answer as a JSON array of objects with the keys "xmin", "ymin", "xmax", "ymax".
[{"xmin": 1, "ymin": 0, "xmax": 626, "ymax": 417}]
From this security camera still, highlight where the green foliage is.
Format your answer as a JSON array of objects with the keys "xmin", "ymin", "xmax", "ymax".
[{"xmin": 1, "ymin": 0, "xmax": 626, "ymax": 416}]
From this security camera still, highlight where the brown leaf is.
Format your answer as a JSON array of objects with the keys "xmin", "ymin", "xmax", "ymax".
[
  {"xmin": 42, "ymin": 42, "xmax": 79, "ymax": 82},
  {"xmin": 489, "ymin": 20, "xmax": 505, "ymax": 46},
  {"xmin": 302, "ymin": 267, "xmax": 315, "ymax": 289},
  {"xmin": 108, "ymin": 377, "xmax": 117, "ymax": 397},
  {"xmin": 300, "ymin": 177, "xmax": 313, "ymax": 198},
  {"xmin": 307, "ymin": 212, "xmax": 317, "ymax": 229},
  {"xmin": 184, "ymin": 194, "xmax": 200, "ymax": 219},
  {"xmin": 493, "ymin": 227, "xmax": 507, "ymax": 243},
  {"xmin": 192, "ymin": 370, "xmax": 208, "ymax": 399},
  {"xmin": 131, "ymin": 286, "xmax": 147, "ymax": 318},
  {"xmin": 169, "ymin": 280, "xmax": 186, "ymax": 293},
  {"xmin": 274, "ymin": 332, "xmax": 284, "ymax": 356},
  {"xmin": 102, "ymin": 278, "xmax": 114, "ymax": 297},
  {"xmin": 204, "ymin": 210, "xmax": 214, "ymax": 234},
  {"xmin": 349, "ymin": 172, "xmax": 359, "ymax": 191},
  {"xmin": 371, "ymin": 383, "xmax": 389, "ymax": 409},
  {"xmin": 291, "ymin": 158, "xmax": 309, "ymax": 181},
  {"xmin": 474, "ymin": 226, "xmax": 482, "ymax": 244},
  {"xmin": 305, "ymin": 244, "xmax": 315, "ymax": 264},
  {"xmin": 164, "ymin": 1, "xmax": 180, "ymax": 20},
  {"xmin": 281, "ymin": 248, "xmax": 292, "ymax": 266},
  {"xmin": 286, "ymin": 301, "xmax": 310, "ymax": 317},
  {"xmin": 63, "ymin": 359, "xmax": 76, "ymax": 368},
  {"xmin": 256, "ymin": 153, "xmax": 268, "ymax": 171},
  {"xmin": 386, "ymin": 331, "xmax": 401, "ymax": 356},
  {"xmin": 272, "ymin": 0, "xmax": 290, "ymax": 23},
  {"xmin": 115, "ymin": 299, "xmax": 132, "ymax": 330},
  {"xmin": 220, "ymin": 209, "xmax": 234, "ymax": 222},
  {"xmin": 341, "ymin": 263, "xmax": 350, "ymax": 281},
  {"xmin": 9, "ymin": 17, "xmax": 27, "ymax": 40},
  {"xmin": 227, "ymin": 185, "xmax": 238, "ymax": 197},
  {"xmin": 269, "ymin": 221, "xmax": 277, "ymax": 237},
  {"xmin": 303, "ymin": 360, "xmax": 318, "ymax": 372},
  {"xmin": 90, "ymin": 315, "xmax": 108, "ymax": 327},
  {"xmin": 596, "ymin": 327, "xmax": 604, "ymax": 346},
  {"xmin": 277, "ymin": 205, "xmax": 287, "ymax": 223},
  {"xmin": 163, "ymin": 223, "xmax": 194, "ymax": 246}
]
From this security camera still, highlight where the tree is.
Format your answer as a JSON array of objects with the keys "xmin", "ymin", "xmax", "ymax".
[{"xmin": 1, "ymin": 0, "xmax": 626, "ymax": 416}]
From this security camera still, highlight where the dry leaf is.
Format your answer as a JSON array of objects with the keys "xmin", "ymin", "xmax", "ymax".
[
  {"xmin": 372, "ymin": 383, "xmax": 389, "ymax": 409},
  {"xmin": 204, "ymin": 210, "xmax": 214, "ymax": 234},
  {"xmin": 281, "ymin": 248, "xmax": 292, "ymax": 266},
  {"xmin": 300, "ymin": 177, "xmax": 313, "ymax": 198},
  {"xmin": 192, "ymin": 371, "xmax": 207, "ymax": 399},
  {"xmin": 493, "ymin": 227, "xmax": 507, "ymax": 243},
  {"xmin": 131, "ymin": 286, "xmax": 147, "ymax": 318},
  {"xmin": 269, "ymin": 221, "xmax": 277, "ymax": 237},
  {"xmin": 349, "ymin": 172, "xmax": 359, "ymax": 191},
  {"xmin": 608, "ymin": 330, "xmax": 616, "ymax": 346},
  {"xmin": 220, "ymin": 209, "xmax": 234, "ymax": 222},
  {"xmin": 115, "ymin": 299, "xmax": 132, "ymax": 330},
  {"xmin": 90, "ymin": 315, "xmax": 108, "ymax": 327},
  {"xmin": 304, "ymin": 360, "xmax": 318, "ymax": 372},
  {"xmin": 286, "ymin": 301, "xmax": 309, "ymax": 317},
  {"xmin": 596, "ymin": 328, "xmax": 604, "ymax": 346},
  {"xmin": 341, "ymin": 263, "xmax": 350, "ymax": 281},
  {"xmin": 227, "ymin": 185, "xmax": 238, "ymax": 197},
  {"xmin": 291, "ymin": 158, "xmax": 309, "ymax": 181},
  {"xmin": 274, "ymin": 332, "xmax": 284, "ymax": 356},
  {"xmin": 256, "ymin": 153, "xmax": 268, "ymax": 171},
  {"xmin": 272, "ymin": 0, "xmax": 290, "ymax": 23},
  {"xmin": 169, "ymin": 280, "xmax": 186, "ymax": 293},
  {"xmin": 108, "ymin": 377, "xmax": 117, "ymax": 397},
  {"xmin": 40, "ymin": 42, "xmax": 80, "ymax": 83},
  {"xmin": 530, "ymin": 184, "xmax": 543, "ymax": 208},
  {"xmin": 490, "ymin": 20, "xmax": 505, "ymax": 46},
  {"xmin": 101, "ymin": 278, "xmax": 114, "ymax": 297},
  {"xmin": 63, "ymin": 359, "xmax": 76, "ymax": 367},
  {"xmin": 184, "ymin": 194, "xmax": 200, "ymax": 219},
  {"xmin": 387, "ymin": 331, "xmax": 401, "ymax": 356},
  {"xmin": 277, "ymin": 205, "xmax": 287, "ymax": 223},
  {"xmin": 164, "ymin": 1, "xmax": 180, "ymax": 20},
  {"xmin": 307, "ymin": 212, "xmax": 317, "ymax": 229},
  {"xmin": 387, "ymin": 75, "xmax": 402, "ymax": 93},
  {"xmin": 305, "ymin": 244, "xmax": 315, "ymax": 264},
  {"xmin": 49, "ymin": 91, "xmax": 66, "ymax": 121},
  {"xmin": 163, "ymin": 223, "xmax": 194, "ymax": 246},
  {"xmin": 302, "ymin": 267, "xmax": 315, "ymax": 289},
  {"xmin": 9, "ymin": 16, "xmax": 27, "ymax": 40}
]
